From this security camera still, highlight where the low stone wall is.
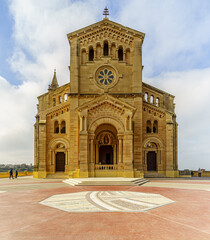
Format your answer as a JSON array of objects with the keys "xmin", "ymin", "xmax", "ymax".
[
  {"xmin": 0, "ymin": 171, "xmax": 33, "ymax": 178},
  {"xmin": 191, "ymin": 171, "xmax": 210, "ymax": 177},
  {"xmin": 179, "ymin": 169, "xmax": 210, "ymax": 178}
]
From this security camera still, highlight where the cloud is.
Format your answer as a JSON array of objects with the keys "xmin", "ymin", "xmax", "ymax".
[
  {"xmin": 0, "ymin": 0, "xmax": 210, "ymax": 170},
  {"xmin": 145, "ymin": 68, "xmax": 210, "ymax": 169},
  {"xmin": 117, "ymin": 0, "xmax": 210, "ymax": 76},
  {"xmin": 0, "ymin": 0, "xmax": 107, "ymax": 164}
]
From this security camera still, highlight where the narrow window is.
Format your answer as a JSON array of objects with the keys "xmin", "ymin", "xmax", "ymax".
[
  {"xmin": 104, "ymin": 41, "xmax": 108, "ymax": 56},
  {"xmin": 59, "ymin": 96, "xmax": 62, "ymax": 104},
  {"xmin": 111, "ymin": 43, "xmax": 116, "ymax": 58},
  {"xmin": 156, "ymin": 97, "xmax": 160, "ymax": 107},
  {"xmin": 64, "ymin": 93, "xmax": 68, "ymax": 102},
  {"xmin": 118, "ymin": 47, "xmax": 123, "ymax": 61},
  {"xmin": 144, "ymin": 92, "xmax": 148, "ymax": 102},
  {"xmin": 81, "ymin": 49, "xmax": 86, "ymax": 64},
  {"xmin": 150, "ymin": 95, "xmax": 154, "ymax": 104},
  {"xmin": 153, "ymin": 120, "xmax": 158, "ymax": 133},
  {"xmin": 146, "ymin": 120, "xmax": 152, "ymax": 133},
  {"xmin": 61, "ymin": 121, "xmax": 66, "ymax": 134},
  {"xmin": 89, "ymin": 47, "xmax": 94, "ymax": 61},
  {"xmin": 54, "ymin": 121, "xmax": 59, "ymax": 134},
  {"xmin": 53, "ymin": 98, "xmax": 56, "ymax": 107},
  {"xmin": 125, "ymin": 49, "xmax": 130, "ymax": 64},
  {"xmin": 96, "ymin": 43, "xmax": 101, "ymax": 59}
]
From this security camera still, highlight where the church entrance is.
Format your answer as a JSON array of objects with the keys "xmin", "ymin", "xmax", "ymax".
[
  {"xmin": 99, "ymin": 145, "xmax": 113, "ymax": 164},
  {"xmin": 147, "ymin": 151, "xmax": 157, "ymax": 171},
  {"xmin": 56, "ymin": 152, "xmax": 65, "ymax": 172}
]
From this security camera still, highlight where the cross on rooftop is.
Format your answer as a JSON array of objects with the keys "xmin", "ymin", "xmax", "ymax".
[{"xmin": 103, "ymin": 7, "xmax": 109, "ymax": 18}]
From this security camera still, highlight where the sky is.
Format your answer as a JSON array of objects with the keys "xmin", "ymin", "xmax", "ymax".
[{"xmin": 0, "ymin": 0, "xmax": 210, "ymax": 170}]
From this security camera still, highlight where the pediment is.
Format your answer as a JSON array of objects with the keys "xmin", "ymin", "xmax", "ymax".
[
  {"xmin": 67, "ymin": 18, "xmax": 145, "ymax": 42},
  {"xmin": 77, "ymin": 94, "xmax": 136, "ymax": 117}
]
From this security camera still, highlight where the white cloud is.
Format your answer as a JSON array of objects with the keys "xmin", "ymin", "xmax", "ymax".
[
  {"xmin": 145, "ymin": 68, "xmax": 210, "ymax": 169},
  {"xmin": 0, "ymin": 0, "xmax": 210, "ymax": 171}
]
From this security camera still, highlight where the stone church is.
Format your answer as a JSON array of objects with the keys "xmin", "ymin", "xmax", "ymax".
[{"xmin": 34, "ymin": 12, "xmax": 178, "ymax": 178}]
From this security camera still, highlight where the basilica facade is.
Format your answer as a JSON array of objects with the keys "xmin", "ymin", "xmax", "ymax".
[{"xmin": 34, "ymin": 16, "xmax": 178, "ymax": 178}]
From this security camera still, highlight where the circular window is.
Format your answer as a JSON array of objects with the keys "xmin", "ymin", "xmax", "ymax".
[
  {"xmin": 95, "ymin": 65, "xmax": 118, "ymax": 89},
  {"xmin": 98, "ymin": 69, "xmax": 114, "ymax": 85}
]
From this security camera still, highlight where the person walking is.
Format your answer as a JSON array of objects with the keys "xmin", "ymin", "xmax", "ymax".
[
  {"xmin": 15, "ymin": 169, "xmax": 18, "ymax": 178},
  {"xmin": 9, "ymin": 169, "xmax": 14, "ymax": 179}
]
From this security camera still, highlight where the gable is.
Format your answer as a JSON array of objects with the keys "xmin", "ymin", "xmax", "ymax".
[
  {"xmin": 67, "ymin": 18, "xmax": 145, "ymax": 42},
  {"xmin": 77, "ymin": 94, "xmax": 136, "ymax": 115}
]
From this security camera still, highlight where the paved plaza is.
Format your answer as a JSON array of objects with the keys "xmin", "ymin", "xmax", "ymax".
[{"xmin": 0, "ymin": 176, "xmax": 210, "ymax": 240}]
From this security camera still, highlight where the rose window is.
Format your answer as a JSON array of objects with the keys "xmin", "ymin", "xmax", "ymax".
[{"xmin": 98, "ymin": 69, "xmax": 114, "ymax": 85}]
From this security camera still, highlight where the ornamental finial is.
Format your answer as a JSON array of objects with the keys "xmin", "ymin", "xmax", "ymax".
[{"xmin": 103, "ymin": 7, "xmax": 109, "ymax": 18}]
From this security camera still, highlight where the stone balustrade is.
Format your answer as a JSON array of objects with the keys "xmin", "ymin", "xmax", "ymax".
[{"xmin": 95, "ymin": 164, "xmax": 118, "ymax": 170}]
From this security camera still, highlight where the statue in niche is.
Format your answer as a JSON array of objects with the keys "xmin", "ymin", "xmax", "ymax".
[{"xmin": 104, "ymin": 134, "xmax": 109, "ymax": 144}]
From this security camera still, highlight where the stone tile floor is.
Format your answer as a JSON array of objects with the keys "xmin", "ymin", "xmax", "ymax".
[{"xmin": 0, "ymin": 176, "xmax": 210, "ymax": 240}]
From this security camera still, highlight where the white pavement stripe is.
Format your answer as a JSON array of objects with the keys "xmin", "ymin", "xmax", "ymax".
[{"xmin": 89, "ymin": 191, "xmax": 119, "ymax": 211}]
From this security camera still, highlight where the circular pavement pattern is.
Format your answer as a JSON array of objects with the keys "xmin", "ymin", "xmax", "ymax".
[{"xmin": 40, "ymin": 191, "xmax": 174, "ymax": 212}]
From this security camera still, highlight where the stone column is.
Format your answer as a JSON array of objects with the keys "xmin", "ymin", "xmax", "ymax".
[
  {"xmin": 96, "ymin": 143, "xmax": 99, "ymax": 164},
  {"xmin": 89, "ymin": 136, "xmax": 95, "ymax": 177},
  {"xmin": 113, "ymin": 144, "xmax": 117, "ymax": 164},
  {"xmin": 118, "ymin": 138, "xmax": 122, "ymax": 163},
  {"xmin": 80, "ymin": 117, "xmax": 83, "ymax": 131},
  {"xmin": 129, "ymin": 116, "xmax": 132, "ymax": 130},
  {"xmin": 90, "ymin": 139, "xmax": 94, "ymax": 163},
  {"xmin": 84, "ymin": 117, "xmax": 87, "ymax": 131}
]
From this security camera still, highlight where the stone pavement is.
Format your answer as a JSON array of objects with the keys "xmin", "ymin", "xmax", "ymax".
[{"xmin": 0, "ymin": 176, "xmax": 210, "ymax": 240}]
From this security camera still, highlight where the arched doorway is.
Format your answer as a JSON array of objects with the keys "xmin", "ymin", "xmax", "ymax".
[
  {"xmin": 143, "ymin": 138, "xmax": 163, "ymax": 173},
  {"xmin": 147, "ymin": 151, "xmax": 157, "ymax": 171},
  {"xmin": 95, "ymin": 124, "xmax": 118, "ymax": 166},
  {"xmin": 99, "ymin": 145, "xmax": 113, "ymax": 164},
  {"xmin": 56, "ymin": 152, "xmax": 65, "ymax": 172}
]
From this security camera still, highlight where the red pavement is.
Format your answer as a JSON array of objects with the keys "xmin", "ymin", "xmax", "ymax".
[{"xmin": 0, "ymin": 178, "xmax": 210, "ymax": 240}]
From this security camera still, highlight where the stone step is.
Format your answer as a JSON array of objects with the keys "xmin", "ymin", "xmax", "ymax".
[
  {"xmin": 77, "ymin": 181, "xmax": 136, "ymax": 186},
  {"xmin": 132, "ymin": 178, "xmax": 150, "ymax": 186},
  {"xmin": 46, "ymin": 172, "xmax": 69, "ymax": 179},
  {"xmin": 144, "ymin": 172, "xmax": 168, "ymax": 178},
  {"xmin": 62, "ymin": 178, "xmax": 149, "ymax": 186}
]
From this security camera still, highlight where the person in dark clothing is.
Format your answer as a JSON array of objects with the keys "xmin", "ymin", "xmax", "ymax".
[
  {"xmin": 9, "ymin": 169, "xmax": 14, "ymax": 179},
  {"xmin": 15, "ymin": 169, "xmax": 18, "ymax": 178}
]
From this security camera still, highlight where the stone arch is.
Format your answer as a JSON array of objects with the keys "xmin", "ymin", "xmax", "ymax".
[
  {"xmin": 143, "ymin": 137, "xmax": 163, "ymax": 149},
  {"xmin": 88, "ymin": 117, "xmax": 124, "ymax": 134},
  {"xmin": 48, "ymin": 138, "xmax": 70, "ymax": 172},
  {"xmin": 49, "ymin": 138, "xmax": 69, "ymax": 151},
  {"xmin": 143, "ymin": 137, "xmax": 164, "ymax": 172}
]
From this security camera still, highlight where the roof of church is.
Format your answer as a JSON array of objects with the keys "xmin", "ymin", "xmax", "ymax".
[{"xmin": 67, "ymin": 17, "xmax": 145, "ymax": 40}]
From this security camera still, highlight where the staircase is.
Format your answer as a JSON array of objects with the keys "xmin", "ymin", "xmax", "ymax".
[
  {"xmin": 63, "ymin": 178, "xmax": 149, "ymax": 186},
  {"xmin": 144, "ymin": 171, "xmax": 168, "ymax": 178},
  {"xmin": 46, "ymin": 172, "xmax": 69, "ymax": 179}
]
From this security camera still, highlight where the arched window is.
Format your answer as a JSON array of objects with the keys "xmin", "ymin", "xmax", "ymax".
[
  {"xmin": 53, "ymin": 98, "xmax": 56, "ymax": 107},
  {"xmin": 153, "ymin": 120, "xmax": 158, "ymax": 133},
  {"xmin": 54, "ymin": 121, "xmax": 59, "ymax": 134},
  {"xmin": 146, "ymin": 120, "xmax": 152, "ymax": 133},
  {"xmin": 150, "ymin": 95, "xmax": 154, "ymax": 104},
  {"xmin": 89, "ymin": 47, "xmax": 94, "ymax": 61},
  {"xmin": 81, "ymin": 49, "xmax": 86, "ymax": 64},
  {"xmin": 125, "ymin": 49, "xmax": 130, "ymax": 64},
  {"xmin": 144, "ymin": 92, "xmax": 148, "ymax": 102},
  {"xmin": 118, "ymin": 47, "xmax": 123, "ymax": 61},
  {"xmin": 96, "ymin": 43, "xmax": 101, "ymax": 59},
  {"xmin": 104, "ymin": 41, "xmax": 109, "ymax": 56},
  {"xmin": 111, "ymin": 43, "xmax": 116, "ymax": 58},
  {"xmin": 59, "ymin": 96, "xmax": 62, "ymax": 104},
  {"xmin": 64, "ymin": 93, "xmax": 68, "ymax": 102},
  {"xmin": 156, "ymin": 97, "xmax": 160, "ymax": 107},
  {"xmin": 61, "ymin": 121, "xmax": 66, "ymax": 134}
]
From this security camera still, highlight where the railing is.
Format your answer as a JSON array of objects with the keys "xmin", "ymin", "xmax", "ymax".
[{"xmin": 95, "ymin": 164, "xmax": 118, "ymax": 170}]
